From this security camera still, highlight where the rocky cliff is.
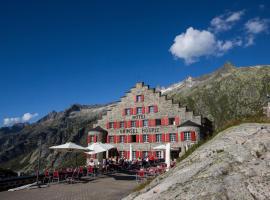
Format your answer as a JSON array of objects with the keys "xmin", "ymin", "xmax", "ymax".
[
  {"xmin": 0, "ymin": 103, "xmax": 115, "ymax": 172},
  {"xmin": 124, "ymin": 123, "xmax": 270, "ymax": 200}
]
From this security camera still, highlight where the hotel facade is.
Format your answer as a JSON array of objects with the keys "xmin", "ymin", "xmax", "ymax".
[{"xmin": 87, "ymin": 82, "xmax": 212, "ymax": 160}]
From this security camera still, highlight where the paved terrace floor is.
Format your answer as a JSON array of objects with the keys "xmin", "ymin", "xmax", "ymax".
[{"xmin": 0, "ymin": 173, "xmax": 137, "ymax": 200}]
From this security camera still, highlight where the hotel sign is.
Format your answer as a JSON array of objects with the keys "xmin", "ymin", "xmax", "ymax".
[{"xmin": 119, "ymin": 127, "xmax": 160, "ymax": 134}]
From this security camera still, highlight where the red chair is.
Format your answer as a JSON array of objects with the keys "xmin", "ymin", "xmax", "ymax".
[
  {"xmin": 87, "ymin": 166, "xmax": 95, "ymax": 178},
  {"xmin": 79, "ymin": 166, "xmax": 84, "ymax": 176},
  {"xmin": 136, "ymin": 169, "xmax": 146, "ymax": 183},
  {"xmin": 43, "ymin": 169, "xmax": 52, "ymax": 183},
  {"xmin": 52, "ymin": 170, "xmax": 60, "ymax": 183}
]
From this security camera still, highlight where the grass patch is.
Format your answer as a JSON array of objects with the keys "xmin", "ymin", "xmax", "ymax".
[{"xmin": 133, "ymin": 178, "xmax": 155, "ymax": 192}]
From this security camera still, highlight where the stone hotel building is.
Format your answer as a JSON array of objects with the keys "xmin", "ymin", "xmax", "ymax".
[{"xmin": 87, "ymin": 82, "xmax": 212, "ymax": 160}]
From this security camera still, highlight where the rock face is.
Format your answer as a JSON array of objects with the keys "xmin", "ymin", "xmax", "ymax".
[
  {"xmin": 0, "ymin": 103, "xmax": 115, "ymax": 172},
  {"xmin": 124, "ymin": 123, "xmax": 270, "ymax": 200}
]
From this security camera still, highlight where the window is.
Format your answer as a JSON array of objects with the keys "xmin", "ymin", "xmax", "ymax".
[
  {"xmin": 142, "ymin": 151, "xmax": 148, "ymax": 158},
  {"xmin": 120, "ymin": 135, "xmax": 125, "ymax": 143},
  {"xmin": 136, "ymin": 95, "xmax": 142, "ymax": 102},
  {"xmin": 132, "ymin": 151, "xmax": 136, "ymax": 160},
  {"xmin": 143, "ymin": 120, "xmax": 148, "ymax": 127},
  {"xmin": 149, "ymin": 106, "xmax": 155, "ymax": 113},
  {"xmin": 169, "ymin": 118, "xmax": 175, "ymax": 125},
  {"xmin": 89, "ymin": 135, "xmax": 95, "ymax": 143},
  {"xmin": 184, "ymin": 132, "xmax": 191, "ymax": 140},
  {"xmin": 119, "ymin": 151, "xmax": 125, "ymax": 158},
  {"xmin": 156, "ymin": 151, "xmax": 162, "ymax": 159},
  {"xmin": 120, "ymin": 121, "xmax": 125, "ymax": 128},
  {"xmin": 155, "ymin": 119, "xmax": 161, "ymax": 126},
  {"xmin": 109, "ymin": 136, "xmax": 114, "ymax": 143},
  {"xmin": 109, "ymin": 122, "xmax": 114, "ymax": 129},
  {"xmin": 155, "ymin": 134, "xmax": 162, "ymax": 143},
  {"xmin": 131, "ymin": 121, "xmax": 136, "ymax": 127},
  {"xmin": 143, "ymin": 134, "xmax": 149, "ymax": 143},
  {"xmin": 137, "ymin": 107, "xmax": 142, "ymax": 114},
  {"xmin": 131, "ymin": 135, "xmax": 136, "ymax": 142},
  {"xmin": 125, "ymin": 108, "xmax": 131, "ymax": 115},
  {"xmin": 169, "ymin": 133, "xmax": 176, "ymax": 142}
]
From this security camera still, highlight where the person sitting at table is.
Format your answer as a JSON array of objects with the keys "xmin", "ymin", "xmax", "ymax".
[{"xmin": 87, "ymin": 159, "xmax": 95, "ymax": 167}]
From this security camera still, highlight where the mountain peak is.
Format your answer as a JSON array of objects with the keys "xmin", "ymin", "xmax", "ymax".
[{"xmin": 216, "ymin": 62, "xmax": 236, "ymax": 73}]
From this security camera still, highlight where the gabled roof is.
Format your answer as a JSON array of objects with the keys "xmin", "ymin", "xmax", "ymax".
[
  {"xmin": 88, "ymin": 126, "xmax": 107, "ymax": 133},
  {"xmin": 177, "ymin": 120, "xmax": 201, "ymax": 128}
]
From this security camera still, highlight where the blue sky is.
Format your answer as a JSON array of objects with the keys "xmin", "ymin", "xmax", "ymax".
[{"xmin": 0, "ymin": 0, "xmax": 269, "ymax": 126}]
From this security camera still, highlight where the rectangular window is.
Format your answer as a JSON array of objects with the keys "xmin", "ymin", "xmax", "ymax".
[
  {"xmin": 143, "ymin": 134, "xmax": 149, "ymax": 143},
  {"xmin": 125, "ymin": 108, "xmax": 131, "ymax": 115},
  {"xmin": 120, "ymin": 135, "xmax": 125, "ymax": 143},
  {"xmin": 136, "ymin": 95, "xmax": 142, "ymax": 102},
  {"xmin": 137, "ymin": 107, "xmax": 142, "ymax": 114},
  {"xmin": 131, "ymin": 121, "xmax": 136, "ymax": 127},
  {"xmin": 184, "ymin": 132, "xmax": 191, "ymax": 140},
  {"xmin": 149, "ymin": 106, "xmax": 155, "ymax": 113},
  {"xmin": 109, "ymin": 136, "xmax": 114, "ymax": 143},
  {"xmin": 132, "ymin": 151, "xmax": 136, "ymax": 160},
  {"xmin": 120, "ymin": 121, "xmax": 125, "ymax": 128},
  {"xmin": 143, "ymin": 119, "xmax": 148, "ymax": 127},
  {"xmin": 142, "ymin": 151, "xmax": 148, "ymax": 158},
  {"xmin": 169, "ymin": 133, "xmax": 176, "ymax": 142},
  {"xmin": 169, "ymin": 118, "xmax": 175, "ymax": 125},
  {"xmin": 155, "ymin": 134, "xmax": 162, "ymax": 143},
  {"xmin": 119, "ymin": 151, "xmax": 125, "ymax": 158},
  {"xmin": 109, "ymin": 122, "xmax": 114, "ymax": 129},
  {"xmin": 155, "ymin": 119, "xmax": 161, "ymax": 126},
  {"xmin": 156, "ymin": 151, "xmax": 162, "ymax": 159}
]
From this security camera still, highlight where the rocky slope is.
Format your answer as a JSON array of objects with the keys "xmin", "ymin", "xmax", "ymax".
[
  {"xmin": 164, "ymin": 63, "xmax": 270, "ymax": 129},
  {"xmin": 0, "ymin": 103, "xmax": 115, "ymax": 172},
  {"xmin": 124, "ymin": 123, "xmax": 270, "ymax": 200}
]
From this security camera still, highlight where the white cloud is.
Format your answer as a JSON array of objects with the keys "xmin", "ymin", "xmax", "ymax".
[
  {"xmin": 169, "ymin": 27, "xmax": 240, "ymax": 64},
  {"xmin": 245, "ymin": 18, "xmax": 269, "ymax": 34},
  {"xmin": 3, "ymin": 112, "xmax": 39, "ymax": 126},
  {"xmin": 210, "ymin": 10, "xmax": 245, "ymax": 32}
]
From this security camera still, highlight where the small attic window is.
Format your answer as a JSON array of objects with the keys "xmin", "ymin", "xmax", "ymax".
[{"xmin": 136, "ymin": 95, "xmax": 144, "ymax": 102}]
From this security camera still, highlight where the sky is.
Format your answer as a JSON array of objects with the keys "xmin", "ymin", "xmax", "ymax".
[{"xmin": 0, "ymin": 0, "xmax": 269, "ymax": 127}]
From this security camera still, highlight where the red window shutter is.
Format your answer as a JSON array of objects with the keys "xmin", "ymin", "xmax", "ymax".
[
  {"xmin": 126, "ymin": 151, "xmax": 130, "ymax": 159},
  {"xmin": 122, "ymin": 109, "xmax": 126, "ymax": 116},
  {"xmin": 162, "ymin": 133, "xmax": 165, "ymax": 142},
  {"xmin": 94, "ymin": 135, "xmax": 97, "ymax": 142},
  {"xmin": 145, "ymin": 106, "xmax": 149, "ymax": 114},
  {"xmin": 139, "ymin": 120, "xmax": 143, "ymax": 127},
  {"xmin": 148, "ymin": 134, "xmax": 152, "ymax": 143},
  {"xmin": 142, "ymin": 107, "xmax": 145, "ymax": 114},
  {"xmin": 152, "ymin": 134, "xmax": 156, "ymax": 142},
  {"xmin": 181, "ymin": 132, "xmax": 184, "ymax": 141},
  {"xmin": 133, "ymin": 107, "xmax": 137, "ymax": 115},
  {"xmin": 106, "ymin": 135, "xmax": 109, "ymax": 143},
  {"xmin": 165, "ymin": 117, "xmax": 169, "ymax": 126},
  {"xmin": 191, "ymin": 131, "xmax": 196, "ymax": 141},
  {"xmin": 118, "ymin": 122, "xmax": 121, "ymax": 129},
  {"xmin": 128, "ymin": 121, "xmax": 132, "ymax": 128},
  {"xmin": 175, "ymin": 117, "xmax": 180, "ymax": 126},
  {"xmin": 114, "ymin": 135, "xmax": 117, "ymax": 143},
  {"xmin": 152, "ymin": 119, "xmax": 156, "ymax": 126},
  {"xmin": 141, "ymin": 95, "xmax": 144, "ymax": 102},
  {"xmin": 140, "ymin": 134, "xmax": 143, "ymax": 143},
  {"xmin": 106, "ymin": 122, "xmax": 110, "ymax": 129},
  {"xmin": 113, "ymin": 121, "xmax": 117, "ymax": 129},
  {"xmin": 136, "ymin": 120, "xmax": 139, "ymax": 127},
  {"xmin": 175, "ymin": 133, "xmax": 178, "ymax": 142},
  {"xmin": 161, "ymin": 118, "xmax": 164, "ymax": 126},
  {"xmin": 136, "ymin": 151, "xmax": 139, "ymax": 159},
  {"xmin": 124, "ymin": 121, "xmax": 127, "ymax": 128},
  {"xmin": 136, "ymin": 135, "xmax": 139, "ymax": 142},
  {"xmin": 154, "ymin": 105, "xmax": 158, "ymax": 113},
  {"xmin": 131, "ymin": 108, "xmax": 134, "ymax": 115},
  {"xmin": 87, "ymin": 135, "xmax": 91, "ymax": 143},
  {"xmin": 134, "ymin": 96, "xmax": 137, "ymax": 103},
  {"xmin": 128, "ymin": 135, "xmax": 131, "ymax": 143}
]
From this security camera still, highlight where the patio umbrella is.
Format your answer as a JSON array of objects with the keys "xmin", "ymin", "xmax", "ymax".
[
  {"xmin": 85, "ymin": 142, "xmax": 115, "ymax": 154},
  {"xmin": 49, "ymin": 142, "xmax": 89, "ymax": 167},
  {"xmin": 153, "ymin": 144, "xmax": 166, "ymax": 150}
]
